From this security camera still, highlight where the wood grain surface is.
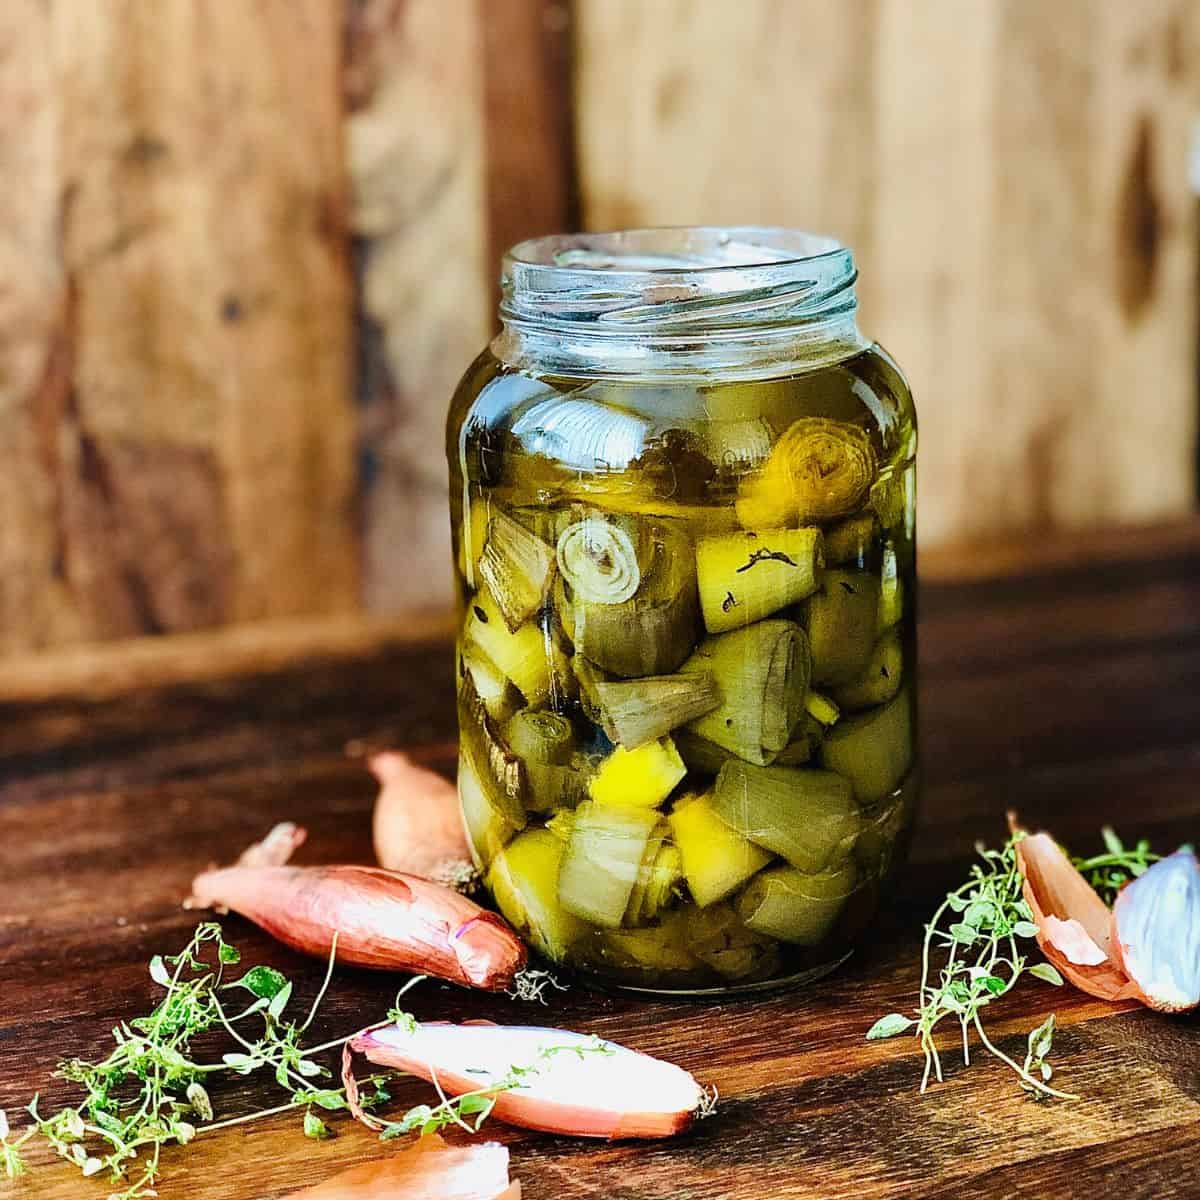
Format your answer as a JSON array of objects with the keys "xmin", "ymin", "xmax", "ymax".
[
  {"xmin": 0, "ymin": 0, "xmax": 358, "ymax": 655},
  {"xmin": 1, "ymin": 523, "xmax": 1197, "ymax": 1199},
  {"xmin": 574, "ymin": 0, "xmax": 1200, "ymax": 546}
]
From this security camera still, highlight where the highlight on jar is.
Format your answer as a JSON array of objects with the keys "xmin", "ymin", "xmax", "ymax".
[{"xmin": 446, "ymin": 227, "xmax": 918, "ymax": 996}]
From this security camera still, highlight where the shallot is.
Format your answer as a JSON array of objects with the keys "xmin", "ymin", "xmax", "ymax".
[
  {"xmin": 370, "ymin": 751, "xmax": 475, "ymax": 887},
  {"xmin": 185, "ymin": 823, "xmax": 526, "ymax": 991},
  {"xmin": 346, "ymin": 1019, "xmax": 708, "ymax": 1140},
  {"xmin": 281, "ymin": 1134, "xmax": 520, "ymax": 1199},
  {"xmin": 1111, "ymin": 849, "xmax": 1200, "ymax": 1013}
]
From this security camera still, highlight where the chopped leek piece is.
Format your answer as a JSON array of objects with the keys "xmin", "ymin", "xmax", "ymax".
[
  {"xmin": 686, "ymin": 902, "xmax": 780, "ymax": 981},
  {"xmin": 673, "ymin": 728, "xmax": 737, "ymax": 775},
  {"xmin": 737, "ymin": 859, "xmax": 858, "ymax": 945},
  {"xmin": 458, "ymin": 495, "xmax": 491, "ymax": 588},
  {"xmin": 869, "ymin": 468, "xmax": 908, "ymax": 531},
  {"xmin": 820, "ymin": 689, "xmax": 913, "ymax": 805},
  {"xmin": 736, "ymin": 417, "xmax": 877, "ymax": 528},
  {"xmin": 456, "ymin": 676, "xmax": 526, "ymax": 868},
  {"xmin": 805, "ymin": 569, "xmax": 881, "ymax": 686},
  {"xmin": 824, "ymin": 512, "xmax": 879, "ymax": 566},
  {"xmin": 557, "ymin": 520, "xmax": 700, "ymax": 677},
  {"xmin": 487, "ymin": 827, "xmax": 588, "ymax": 962},
  {"xmin": 695, "ymin": 527, "xmax": 824, "ymax": 633},
  {"xmin": 464, "ymin": 588, "xmax": 552, "ymax": 704},
  {"xmin": 774, "ymin": 713, "xmax": 824, "ymax": 766},
  {"xmin": 624, "ymin": 819, "xmax": 669, "ymax": 925},
  {"xmin": 458, "ymin": 749, "xmax": 523, "ymax": 871},
  {"xmin": 557, "ymin": 801, "xmax": 660, "ymax": 928},
  {"xmin": 831, "ymin": 630, "xmax": 902, "ymax": 710},
  {"xmin": 601, "ymin": 909, "xmax": 703, "ymax": 975},
  {"xmin": 680, "ymin": 620, "xmax": 810, "ymax": 765},
  {"xmin": 804, "ymin": 691, "xmax": 841, "ymax": 726},
  {"xmin": 556, "ymin": 518, "xmax": 640, "ymax": 605},
  {"xmin": 504, "ymin": 708, "xmax": 574, "ymax": 765},
  {"xmin": 592, "ymin": 671, "xmax": 720, "ymax": 748},
  {"xmin": 668, "ymin": 792, "xmax": 773, "ymax": 907},
  {"xmin": 587, "ymin": 737, "xmax": 687, "ymax": 809},
  {"xmin": 478, "ymin": 510, "xmax": 556, "ymax": 630},
  {"xmin": 877, "ymin": 542, "xmax": 904, "ymax": 632},
  {"xmin": 703, "ymin": 416, "xmax": 775, "ymax": 474},
  {"xmin": 711, "ymin": 761, "xmax": 859, "ymax": 872},
  {"xmin": 458, "ymin": 644, "xmax": 520, "ymax": 724},
  {"xmin": 503, "ymin": 709, "xmax": 578, "ymax": 813},
  {"xmin": 640, "ymin": 841, "xmax": 684, "ymax": 922}
]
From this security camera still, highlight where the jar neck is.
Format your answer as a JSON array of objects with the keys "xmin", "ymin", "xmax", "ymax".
[{"xmin": 493, "ymin": 227, "xmax": 867, "ymax": 380}]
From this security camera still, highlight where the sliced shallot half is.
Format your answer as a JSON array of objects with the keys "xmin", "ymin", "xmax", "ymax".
[
  {"xmin": 1111, "ymin": 849, "xmax": 1200, "ymax": 1013},
  {"xmin": 1010, "ymin": 817, "xmax": 1141, "ymax": 1003},
  {"xmin": 370, "ymin": 752, "xmax": 475, "ymax": 888},
  {"xmin": 281, "ymin": 1133, "xmax": 519, "ymax": 1199},
  {"xmin": 186, "ymin": 823, "xmax": 526, "ymax": 991},
  {"xmin": 348, "ymin": 1020, "xmax": 709, "ymax": 1140}
]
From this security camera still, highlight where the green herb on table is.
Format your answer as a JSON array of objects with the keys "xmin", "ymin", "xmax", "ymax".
[
  {"xmin": 0, "ymin": 924, "xmax": 564, "ymax": 1200},
  {"xmin": 1071, "ymin": 826, "xmax": 1160, "ymax": 906},
  {"xmin": 868, "ymin": 827, "xmax": 1159, "ymax": 1100}
]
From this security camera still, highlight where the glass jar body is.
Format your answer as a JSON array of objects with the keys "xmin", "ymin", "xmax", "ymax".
[{"xmin": 447, "ymin": 242, "xmax": 916, "ymax": 997}]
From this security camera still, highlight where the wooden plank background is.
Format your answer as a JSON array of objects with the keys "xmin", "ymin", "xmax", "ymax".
[
  {"xmin": 0, "ymin": 0, "xmax": 358, "ymax": 656},
  {"xmin": 0, "ymin": 0, "xmax": 1196, "ymax": 656}
]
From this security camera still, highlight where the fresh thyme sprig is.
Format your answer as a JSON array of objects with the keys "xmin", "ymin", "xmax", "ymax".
[
  {"xmin": 869, "ymin": 826, "xmax": 1161, "ymax": 1101},
  {"xmin": 0, "ymin": 926, "xmax": 564, "ymax": 1199},
  {"xmin": 867, "ymin": 833, "xmax": 1075, "ymax": 1101},
  {"xmin": 1071, "ymin": 826, "xmax": 1160, "ymax": 906}
]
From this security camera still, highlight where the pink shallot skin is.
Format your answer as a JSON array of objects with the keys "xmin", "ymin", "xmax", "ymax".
[{"xmin": 187, "ymin": 826, "xmax": 526, "ymax": 992}]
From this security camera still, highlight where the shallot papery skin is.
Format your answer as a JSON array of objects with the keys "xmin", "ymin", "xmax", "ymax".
[
  {"xmin": 350, "ymin": 1021, "xmax": 707, "ymax": 1140},
  {"xmin": 1112, "ymin": 850, "xmax": 1200, "ymax": 1013},
  {"xmin": 1012, "ymin": 826, "xmax": 1142, "ymax": 1003},
  {"xmin": 370, "ymin": 752, "xmax": 475, "ymax": 887},
  {"xmin": 281, "ymin": 1133, "xmax": 520, "ymax": 1199},
  {"xmin": 187, "ymin": 824, "xmax": 526, "ymax": 991}
]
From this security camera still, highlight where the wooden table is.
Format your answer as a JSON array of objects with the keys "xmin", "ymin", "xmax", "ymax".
[{"xmin": 2, "ymin": 522, "xmax": 1198, "ymax": 1200}]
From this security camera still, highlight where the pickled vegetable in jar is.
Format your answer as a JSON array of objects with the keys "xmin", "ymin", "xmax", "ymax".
[{"xmin": 446, "ymin": 227, "xmax": 917, "ymax": 997}]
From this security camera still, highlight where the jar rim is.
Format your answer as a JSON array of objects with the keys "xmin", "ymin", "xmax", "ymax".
[
  {"xmin": 496, "ymin": 226, "xmax": 864, "ymax": 379},
  {"xmin": 504, "ymin": 226, "xmax": 848, "ymax": 278}
]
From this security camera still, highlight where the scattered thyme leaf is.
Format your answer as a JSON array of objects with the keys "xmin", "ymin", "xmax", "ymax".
[
  {"xmin": 866, "ymin": 1013, "xmax": 914, "ymax": 1040},
  {"xmin": 1029, "ymin": 963, "xmax": 1065, "ymax": 987}
]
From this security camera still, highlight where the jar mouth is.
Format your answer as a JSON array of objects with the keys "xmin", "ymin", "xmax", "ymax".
[
  {"xmin": 496, "ymin": 226, "xmax": 863, "ymax": 379},
  {"xmin": 505, "ymin": 226, "xmax": 847, "ymax": 276}
]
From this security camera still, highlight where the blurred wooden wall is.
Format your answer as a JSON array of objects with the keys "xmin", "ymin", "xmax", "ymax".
[{"xmin": 0, "ymin": 0, "xmax": 1197, "ymax": 659}]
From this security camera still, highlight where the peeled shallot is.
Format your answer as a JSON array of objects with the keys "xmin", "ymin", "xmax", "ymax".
[
  {"xmin": 186, "ymin": 823, "xmax": 526, "ymax": 992},
  {"xmin": 1111, "ymin": 849, "xmax": 1200, "ymax": 1013},
  {"xmin": 282, "ymin": 1133, "xmax": 519, "ymax": 1199},
  {"xmin": 346, "ymin": 1019, "xmax": 709, "ymax": 1140}
]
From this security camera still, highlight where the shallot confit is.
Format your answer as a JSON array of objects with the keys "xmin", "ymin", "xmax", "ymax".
[
  {"xmin": 1014, "ymin": 822, "xmax": 1200, "ymax": 1013},
  {"xmin": 186, "ymin": 822, "xmax": 525, "ymax": 992},
  {"xmin": 282, "ymin": 1135, "xmax": 519, "ymax": 1200},
  {"xmin": 344, "ymin": 1020, "xmax": 709, "ymax": 1141}
]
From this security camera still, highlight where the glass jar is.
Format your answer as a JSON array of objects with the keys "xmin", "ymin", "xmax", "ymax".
[{"xmin": 446, "ymin": 227, "xmax": 917, "ymax": 997}]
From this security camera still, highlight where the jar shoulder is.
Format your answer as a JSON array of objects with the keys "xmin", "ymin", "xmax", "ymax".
[{"xmin": 446, "ymin": 341, "xmax": 916, "ymax": 481}]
